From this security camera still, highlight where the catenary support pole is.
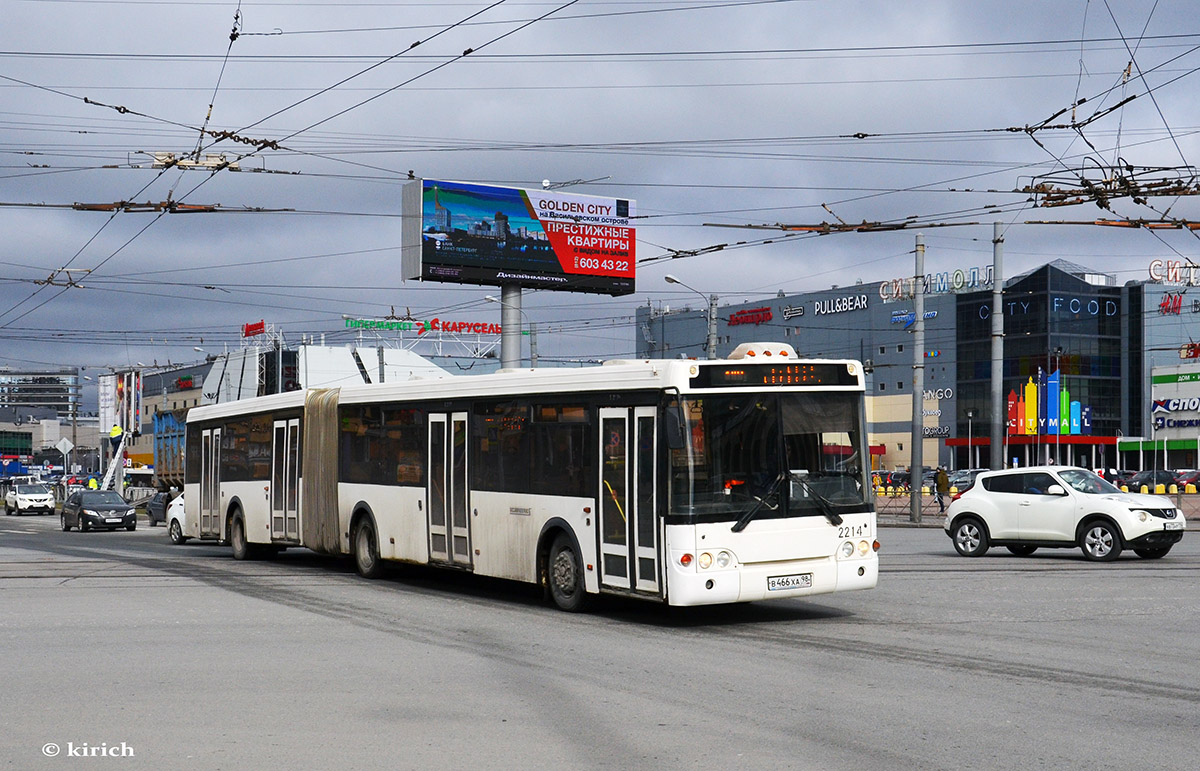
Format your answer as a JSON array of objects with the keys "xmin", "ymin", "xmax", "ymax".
[
  {"xmin": 990, "ymin": 222, "xmax": 1005, "ymax": 469},
  {"xmin": 910, "ymin": 234, "xmax": 925, "ymax": 523}
]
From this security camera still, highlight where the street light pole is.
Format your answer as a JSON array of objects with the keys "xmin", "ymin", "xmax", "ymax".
[
  {"xmin": 965, "ymin": 408, "xmax": 975, "ymax": 470},
  {"xmin": 1053, "ymin": 346, "xmax": 1062, "ymax": 464},
  {"xmin": 664, "ymin": 274, "xmax": 717, "ymax": 359}
]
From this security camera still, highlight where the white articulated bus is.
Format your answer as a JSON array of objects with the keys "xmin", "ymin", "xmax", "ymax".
[{"xmin": 183, "ymin": 342, "xmax": 878, "ymax": 610}]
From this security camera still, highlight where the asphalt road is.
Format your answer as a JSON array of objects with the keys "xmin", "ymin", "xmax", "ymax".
[{"xmin": 1, "ymin": 513, "xmax": 1197, "ymax": 770}]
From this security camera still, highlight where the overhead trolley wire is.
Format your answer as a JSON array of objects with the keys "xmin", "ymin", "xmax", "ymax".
[{"xmin": 191, "ymin": 1, "xmax": 243, "ymax": 161}]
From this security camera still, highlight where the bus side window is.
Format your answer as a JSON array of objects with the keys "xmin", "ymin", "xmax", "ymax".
[{"xmin": 473, "ymin": 401, "xmax": 531, "ymax": 493}]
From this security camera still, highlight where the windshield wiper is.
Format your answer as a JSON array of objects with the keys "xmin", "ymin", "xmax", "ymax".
[
  {"xmin": 792, "ymin": 475, "xmax": 844, "ymax": 526},
  {"xmin": 730, "ymin": 472, "xmax": 785, "ymax": 533}
]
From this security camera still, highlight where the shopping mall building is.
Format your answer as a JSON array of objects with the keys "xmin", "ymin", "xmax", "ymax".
[{"xmin": 636, "ymin": 259, "xmax": 1198, "ymax": 473}]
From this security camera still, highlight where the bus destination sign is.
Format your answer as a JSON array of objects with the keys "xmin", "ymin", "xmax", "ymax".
[{"xmin": 691, "ymin": 363, "xmax": 859, "ymax": 388}]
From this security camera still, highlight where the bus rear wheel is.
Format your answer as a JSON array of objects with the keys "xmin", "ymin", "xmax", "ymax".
[
  {"xmin": 548, "ymin": 534, "xmax": 588, "ymax": 612},
  {"xmin": 354, "ymin": 518, "xmax": 383, "ymax": 579},
  {"xmin": 230, "ymin": 516, "xmax": 252, "ymax": 560}
]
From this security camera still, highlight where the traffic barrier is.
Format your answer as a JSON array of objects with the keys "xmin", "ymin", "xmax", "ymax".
[
  {"xmin": 1188, "ymin": 484, "xmax": 1197, "ymax": 494},
  {"xmin": 1154, "ymin": 484, "xmax": 1165, "ymax": 494},
  {"xmin": 1169, "ymin": 484, "xmax": 1178, "ymax": 494}
]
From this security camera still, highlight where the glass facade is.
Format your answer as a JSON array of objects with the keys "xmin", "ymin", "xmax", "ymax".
[{"xmin": 957, "ymin": 265, "xmax": 1122, "ymax": 463}]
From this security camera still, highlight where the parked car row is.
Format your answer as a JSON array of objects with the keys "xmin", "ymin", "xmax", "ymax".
[
  {"xmin": 878, "ymin": 466, "xmax": 1196, "ymax": 495},
  {"xmin": 1098, "ymin": 468, "xmax": 1200, "ymax": 490}
]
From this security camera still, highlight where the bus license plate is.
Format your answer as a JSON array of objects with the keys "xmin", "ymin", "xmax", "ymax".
[
  {"xmin": 1165, "ymin": 521, "xmax": 1184, "ymax": 530},
  {"xmin": 768, "ymin": 573, "xmax": 812, "ymax": 591}
]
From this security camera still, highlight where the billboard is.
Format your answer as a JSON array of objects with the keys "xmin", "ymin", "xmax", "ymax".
[
  {"xmin": 100, "ymin": 371, "xmax": 143, "ymax": 433},
  {"xmin": 401, "ymin": 179, "xmax": 635, "ymax": 296}
]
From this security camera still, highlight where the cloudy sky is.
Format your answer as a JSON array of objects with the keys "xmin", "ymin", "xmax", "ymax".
[{"xmin": 3, "ymin": 0, "xmax": 1198, "ymax": 404}]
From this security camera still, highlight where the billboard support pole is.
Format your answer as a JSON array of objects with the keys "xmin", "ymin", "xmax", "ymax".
[{"xmin": 500, "ymin": 284, "xmax": 522, "ymax": 369}]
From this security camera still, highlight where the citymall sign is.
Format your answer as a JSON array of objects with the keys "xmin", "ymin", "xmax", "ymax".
[
  {"xmin": 1007, "ymin": 369, "xmax": 1093, "ymax": 436},
  {"xmin": 400, "ymin": 179, "xmax": 635, "ymax": 296}
]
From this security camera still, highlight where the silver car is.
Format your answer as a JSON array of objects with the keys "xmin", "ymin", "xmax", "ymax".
[{"xmin": 944, "ymin": 466, "xmax": 1184, "ymax": 561}]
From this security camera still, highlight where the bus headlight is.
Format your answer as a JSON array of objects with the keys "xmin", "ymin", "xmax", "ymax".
[
  {"xmin": 858, "ymin": 540, "xmax": 870, "ymax": 557},
  {"xmin": 698, "ymin": 552, "xmax": 713, "ymax": 569},
  {"xmin": 715, "ymin": 551, "xmax": 731, "ymax": 568},
  {"xmin": 840, "ymin": 541, "xmax": 855, "ymax": 558}
]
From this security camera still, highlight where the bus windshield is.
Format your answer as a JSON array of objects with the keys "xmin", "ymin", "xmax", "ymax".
[{"xmin": 670, "ymin": 392, "xmax": 870, "ymax": 521}]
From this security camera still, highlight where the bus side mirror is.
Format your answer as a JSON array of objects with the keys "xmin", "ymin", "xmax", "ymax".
[{"xmin": 663, "ymin": 404, "xmax": 686, "ymax": 450}]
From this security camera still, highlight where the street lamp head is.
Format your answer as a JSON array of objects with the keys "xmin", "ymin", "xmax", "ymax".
[
  {"xmin": 193, "ymin": 347, "xmax": 205, "ymax": 352},
  {"xmin": 485, "ymin": 295, "xmax": 499, "ymax": 303},
  {"xmin": 664, "ymin": 274, "xmax": 681, "ymax": 285}
]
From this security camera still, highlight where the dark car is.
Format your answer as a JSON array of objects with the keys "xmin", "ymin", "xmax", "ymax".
[
  {"xmin": 61, "ymin": 490, "xmax": 137, "ymax": 532},
  {"xmin": 144, "ymin": 491, "xmax": 171, "ymax": 527},
  {"xmin": 1173, "ymin": 470, "xmax": 1200, "ymax": 489},
  {"xmin": 1125, "ymin": 469, "xmax": 1177, "ymax": 492}
]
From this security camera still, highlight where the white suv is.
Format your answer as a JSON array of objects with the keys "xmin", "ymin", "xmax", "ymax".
[
  {"xmin": 945, "ymin": 466, "xmax": 1185, "ymax": 561},
  {"xmin": 5, "ymin": 484, "xmax": 55, "ymax": 516}
]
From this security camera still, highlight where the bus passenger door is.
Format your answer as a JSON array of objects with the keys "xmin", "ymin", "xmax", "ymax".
[
  {"xmin": 632, "ymin": 407, "xmax": 659, "ymax": 593},
  {"xmin": 271, "ymin": 418, "xmax": 300, "ymax": 541},
  {"xmin": 599, "ymin": 407, "xmax": 660, "ymax": 594},
  {"xmin": 199, "ymin": 428, "xmax": 221, "ymax": 538},
  {"xmin": 428, "ymin": 412, "xmax": 472, "ymax": 567}
]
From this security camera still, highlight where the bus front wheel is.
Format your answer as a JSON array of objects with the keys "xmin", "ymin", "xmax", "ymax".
[{"xmin": 548, "ymin": 534, "xmax": 588, "ymax": 612}]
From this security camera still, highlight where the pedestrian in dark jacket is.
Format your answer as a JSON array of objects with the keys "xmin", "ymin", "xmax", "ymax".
[{"xmin": 935, "ymin": 467, "xmax": 950, "ymax": 513}]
